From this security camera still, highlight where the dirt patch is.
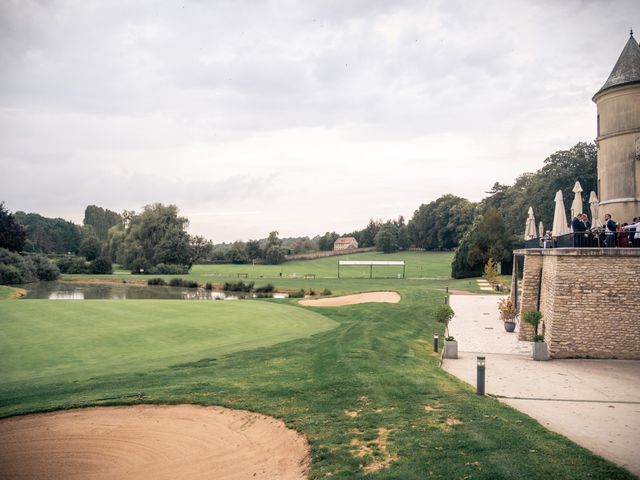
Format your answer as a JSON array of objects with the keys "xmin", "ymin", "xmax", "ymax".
[
  {"xmin": 7, "ymin": 288, "xmax": 27, "ymax": 299},
  {"xmin": 60, "ymin": 278, "xmax": 147, "ymax": 286},
  {"xmin": 447, "ymin": 289, "xmax": 476, "ymax": 295},
  {"xmin": 299, "ymin": 291, "xmax": 400, "ymax": 307},
  {"xmin": 0, "ymin": 404, "xmax": 310, "ymax": 480},
  {"xmin": 350, "ymin": 427, "xmax": 398, "ymax": 474}
]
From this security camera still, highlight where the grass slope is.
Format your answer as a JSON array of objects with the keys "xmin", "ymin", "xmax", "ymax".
[
  {"xmin": 1, "ymin": 252, "xmax": 632, "ymax": 478},
  {"xmin": 0, "ymin": 285, "xmax": 26, "ymax": 299},
  {"xmin": 0, "ymin": 300, "xmax": 336, "ymax": 388},
  {"xmin": 63, "ymin": 251, "xmax": 489, "ymax": 295},
  {"xmin": 1, "ymin": 291, "xmax": 633, "ymax": 478}
]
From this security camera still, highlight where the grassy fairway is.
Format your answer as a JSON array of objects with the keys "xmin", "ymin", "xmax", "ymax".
[
  {"xmin": 0, "ymin": 285, "xmax": 26, "ymax": 299},
  {"xmin": 67, "ymin": 251, "xmax": 454, "ymax": 280},
  {"xmin": 191, "ymin": 251, "xmax": 455, "ymax": 279},
  {"xmin": 1, "ymin": 251, "xmax": 633, "ymax": 479},
  {"xmin": 62, "ymin": 251, "xmax": 489, "ymax": 295},
  {"xmin": 0, "ymin": 300, "xmax": 336, "ymax": 388}
]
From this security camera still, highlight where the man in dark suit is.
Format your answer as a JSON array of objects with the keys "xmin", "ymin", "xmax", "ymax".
[
  {"xmin": 604, "ymin": 213, "xmax": 616, "ymax": 247},
  {"xmin": 581, "ymin": 214, "xmax": 592, "ymax": 246},
  {"xmin": 571, "ymin": 215, "xmax": 586, "ymax": 247}
]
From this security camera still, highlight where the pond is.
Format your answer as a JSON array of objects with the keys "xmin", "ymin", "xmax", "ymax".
[{"xmin": 20, "ymin": 281, "xmax": 288, "ymax": 301}]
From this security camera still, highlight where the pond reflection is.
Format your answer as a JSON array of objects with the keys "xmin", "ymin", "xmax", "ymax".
[{"xmin": 22, "ymin": 281, "xmax": 288, "ymax": 301}]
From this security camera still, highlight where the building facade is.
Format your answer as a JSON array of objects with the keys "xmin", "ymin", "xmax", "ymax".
[
  {"xmin": 333, "ymin": 237, "xmax": 358, "ymax": 251},
  {"xmin": 593, "ymin": 32, "xmax": 640, "ymax": 223},
  {"xmin": 514, "ymin": 248, "xmax": 640, "ymax": 359}
]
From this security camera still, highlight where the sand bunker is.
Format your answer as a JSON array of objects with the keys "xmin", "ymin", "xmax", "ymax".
[
  {"xmin": 299, "ymin": 291, "xmax": 400, "ymax": 307},
  {"xmin": 0, "ymin": 404, "xmax": 310, "ymax": 480}
]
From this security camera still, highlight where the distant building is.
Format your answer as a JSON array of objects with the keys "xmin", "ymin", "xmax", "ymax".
[
  {"xmin": 333, "ymin": 237, "xmax": 358, "ymax": 251},
  {"xmin": 593, "ymin": 30, "xmax": 640, "ymax": 223}
]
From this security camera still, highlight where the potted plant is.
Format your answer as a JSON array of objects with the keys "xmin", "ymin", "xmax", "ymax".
[
  {"xmin": 443, "ymin": 335, "xmax": 458, "ymax": 359},
  {"xmin": 435, "ymin": 304, "xmax": 456, "ymax": 358},
  {"xmin": 497, "ymin": 297, "xmax": 518, "ymax": 333},
  {"xmin": 522, "ymin": 310, "xmax": 549, "ymax": 361}
]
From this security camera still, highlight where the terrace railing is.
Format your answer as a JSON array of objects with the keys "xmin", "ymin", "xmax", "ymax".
[{"xmin": 524, "ymin": 231, "xmax": 640, "ymax": 249}]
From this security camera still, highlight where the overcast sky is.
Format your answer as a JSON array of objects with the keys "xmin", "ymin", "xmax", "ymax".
[{"xmin": 0, "ymin": 0, "xmax": 636, "ymax": 241}]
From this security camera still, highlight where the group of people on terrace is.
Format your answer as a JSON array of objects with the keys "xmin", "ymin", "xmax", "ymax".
[{"xmin": 569, "ymin": 213, "xmax": 640, "ymax": 248}]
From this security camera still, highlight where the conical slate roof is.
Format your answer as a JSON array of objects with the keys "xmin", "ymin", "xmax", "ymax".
[{"xmin": 593, "ymin": 32, "xmax": 640, "ymax": 99}]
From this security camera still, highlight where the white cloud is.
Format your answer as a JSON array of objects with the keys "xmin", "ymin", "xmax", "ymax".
[{"xmin": 0, "ymin": 0, "xmax": 636, "ymax": 241}]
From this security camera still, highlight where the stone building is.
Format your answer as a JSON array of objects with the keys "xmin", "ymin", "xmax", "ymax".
[
  {"xmin": 333, "ymin": 237, "xmax": 359, "ymax": 251},
  {"xmin": 513, "ymin": 33, "xmax": 640, "ymax": 360},
  {"xmin": 514, "ymin": 248, "xmax": 640, "ymax": 359},
  {"xmin": 593, "ymin": 31, "xmax": 640, "ymax": 223}
]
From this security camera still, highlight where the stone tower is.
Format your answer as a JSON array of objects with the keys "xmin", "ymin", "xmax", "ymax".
[{"xmin": 592, "ymin": 32, "xmax": 640, "ymax": 223}]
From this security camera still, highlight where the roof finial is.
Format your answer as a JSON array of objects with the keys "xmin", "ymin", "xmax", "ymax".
[{"xmin": 631, "ymin": 28, "xmax": 634, "ymax": 37}]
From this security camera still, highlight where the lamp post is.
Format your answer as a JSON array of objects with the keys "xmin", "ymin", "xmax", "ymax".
[
  {"xmin": 477, "ymin": 356, "xmax": 486, "ymax": 395},
  {"xmin": 433, "ymin": 333, "xmax": 439, "ymax": 353}
]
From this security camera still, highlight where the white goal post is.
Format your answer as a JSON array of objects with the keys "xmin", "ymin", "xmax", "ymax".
[{"xmin": 337, "ymin": 260, "xmax": 406, "ymax": 279}]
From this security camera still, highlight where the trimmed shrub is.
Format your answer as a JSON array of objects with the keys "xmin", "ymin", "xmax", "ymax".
[
  {"xmin": 254, "ymin": 283, "xmax": 275, "ymax": 293},
  {"xmin": 523, "ymin": 310, "xmax": 544, "ymax": 340},
  {"xmin": 130, "ymin": 258, "xmax": 151, "ymax": 274},
  {"xmin": 29, "ymin": 254, "xmax": 61, "ymax": 281},
  {"xmin": 57, "ymin": 256, "xmax": 89, "ymax": 274},
  {"xmin": 255, "ymin": 292, "xmax": 273, "ymax": 298},
  {"xmin": 152, "ymin": 263, "xmax": 190, "ymax": 275},
  {"xmin": 0, "ymin": 249, "xmax": 61, "ymax": 284},
  {"xmin": 168, "ymin": 278, "xmax": 199, "ymax": 288},
  {"xmin": 435, "ymin": 304, "xmax": 454, "ymax": 325},
  {"xmin": 288, "ymin": 289, "xmax": 305, "ymax": 298},
  {"xmin": 223, "ymin": 281, "xmax": 254, "ymax": 292},
  {"xmin": 321, "ymin": 288, "xmax": 332, "ymax": 296},
  {"xmin": 89, "ymin": 257, "xmax": 113, "ymax": 274},
  {"xmin": 147, "ymin": 277, "xmax": 167, "ymax": 286},
  {"xmin": 204, "ymin": 282, "xmax": 213, "ymax": 290},
  {"xmin": 0, "ymin": 264, "xmax": 23, "ymax": 285}
]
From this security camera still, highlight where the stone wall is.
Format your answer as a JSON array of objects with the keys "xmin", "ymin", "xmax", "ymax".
[
  {"xmin": 515, "ymin": 254, "xmax": 542, "ymax": 342},
  {"xmin": 514, "ymin": 248, "xmax": 640, "ymax": 359}
]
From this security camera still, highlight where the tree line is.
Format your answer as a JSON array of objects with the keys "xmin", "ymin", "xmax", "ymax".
[{"xmin": 0, "ymin": 141, "xmax": 596, "ymax": 280}]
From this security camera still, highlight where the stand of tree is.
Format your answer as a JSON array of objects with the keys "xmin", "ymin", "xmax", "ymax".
[
  {"xmin": 0, "ymin": 141, "xmax": 597, "ymax": 279},
  {"xmin": 408, "ymin": 195, "xmax": 476, "ymax": 251},
  {"xmin": 106, "ymin": 203, "xmax": 192, "ymax": 273},
  {"xmin": 451, "ymin": 142, "xmax": 596, "ymax": 277},
  {"xmin": 480, "ymin": 142, "xmax": 597, "ymax": 236},
  {"xmin": 451, "ymin": 208, "xmax": 513, "ymax": 278},
  {"xmin": 13, "ymin": 211, "xmax": 82, "ymax": 254}
]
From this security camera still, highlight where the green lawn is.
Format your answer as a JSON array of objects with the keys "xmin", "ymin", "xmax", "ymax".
[
  {"xmin": 0, "ymin": 251, "xmax": 633, "ymax": 479},
  {"xmin": 71, "ymin": 251, "xmax": 453, "ymax": 279},
  {"xmin": 0, "ymin": 285, "xmax": 26, "ymax": 300},
  {"xmin": 63, "ymin": 251, "xmax": 489, "ymax": 295},
  {"xmin": 0, "ymin": 300, "xmax": 336, "ymax": 389}
]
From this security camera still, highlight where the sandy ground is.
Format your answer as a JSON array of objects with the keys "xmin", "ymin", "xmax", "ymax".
[
  {"xmin": 0, "ymin": 404, "xmax": 310, "ymax": 480},
  {"xmin": 299, "ymin": 291, "xmax": 400, "ymax": 307},
  {"xmin": 443, "ymin": 295, "xmax": 640, "ymax": 476}
]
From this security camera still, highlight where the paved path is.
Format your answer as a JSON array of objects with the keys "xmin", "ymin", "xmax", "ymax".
[{"xmin": 442, "ymin": 295, "xmax": 640, "ymax": 476}]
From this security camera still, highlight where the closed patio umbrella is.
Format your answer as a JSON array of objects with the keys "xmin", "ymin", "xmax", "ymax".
[
  {"xmin": 571, "ymin": 181, "xmax": 583, "ymax": 219},
  {"xmin": 589, "ymin": 191, "xmax": 603, "ymax": 228},
  {"xmin": 524, "ymin": 206, "xmax": 537, "ymax": 240},
  {"xmin": 538, "ymin": 221, "xmax": 544, "ymax": 238},
  {"xmin": 552, "ymin": 190, "xmax": 569, "ymax": 236}
]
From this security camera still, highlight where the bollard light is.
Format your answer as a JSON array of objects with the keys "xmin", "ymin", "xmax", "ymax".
[
  {"xmin": 477, "ymin": 356, "xmax": 486, "ymax": 396},
  {"xmin": 433, "ymin": 333, "xmax": 439, "ymax": 353}
]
